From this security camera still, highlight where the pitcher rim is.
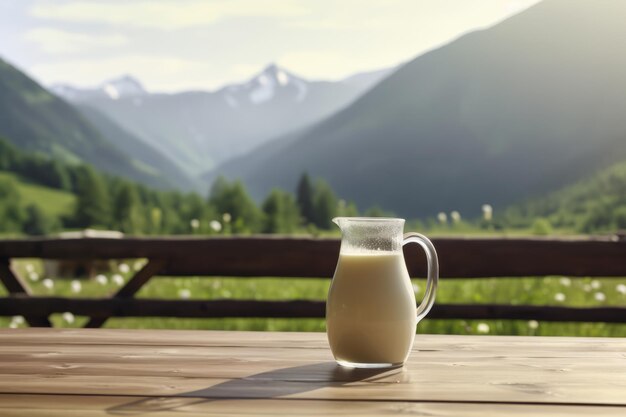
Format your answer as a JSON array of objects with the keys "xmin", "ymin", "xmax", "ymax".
[{"xmin": 332, "ymin": 217, "xmax": 406, "ymax": 224}]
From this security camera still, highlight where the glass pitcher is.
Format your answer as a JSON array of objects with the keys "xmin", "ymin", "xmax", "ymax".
[{"xmin": 326, "ymin": 217, "xmax": 439, "ymax": 368}]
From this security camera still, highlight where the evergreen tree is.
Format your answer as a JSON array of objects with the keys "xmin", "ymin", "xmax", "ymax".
[
  {"xmin": 313, "ymin": 180, "xmax": 338, "ymax": 229},
  {"xmin": 48, "ymin": 160, "xmax": 71, "ymax": 190},
  {"xmin": 72, "ymin": 165, "xmax": 111, "ymax": 228},
  {"xmin": 262, "ymin": 189, "xmax": 301, "ymax": 233},
  {"xmin": 23, "ymin": 204, "xmax": 57, "ymax": 235},
  {"xmin": 112, "ymin": 182, "xmax": 144, "ymax": 233},
  {"xmin": 296, "ymin": 173, "xmax": 316, "ymax": 225}
]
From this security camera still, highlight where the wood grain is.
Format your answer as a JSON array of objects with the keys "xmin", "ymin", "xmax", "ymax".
[
  {"xmin": 0, "ymin": 329, "xmax": 625, "ymax": 416},
  {"xmin": 1, "ymin": 395, "xmax": 625, "ymax": 417}
]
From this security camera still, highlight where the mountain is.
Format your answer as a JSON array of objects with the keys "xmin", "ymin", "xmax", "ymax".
[
  {"xmin": 211, "ymin": 0, "xmax": 626, "ymax": 218},
  {"xmin": 0, "ymin": 57, "xmax": 188, "ymax": 189},
  {"xmin": 51, "ymin": 75, "xmax": 146, "ymax": 101},
  {"xmin": 54, "ymin": 64, "xmax": 392, "ymax": 177},
  {"xmin": 340, "ymin": 66, "xmax": 396, "ymax": 91},
  {"xmin": 76, "ymin": 105, "xmax": 195, "ymax": 189}
]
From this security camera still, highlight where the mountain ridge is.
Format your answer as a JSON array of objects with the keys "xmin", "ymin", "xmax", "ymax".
[
  {"xmin": 53, "ymin": 64, "xmax": 394, "ymax": 176},
  {"xmin": 210, "ymin": 0, "xmax": 626, "ymax": 217}
]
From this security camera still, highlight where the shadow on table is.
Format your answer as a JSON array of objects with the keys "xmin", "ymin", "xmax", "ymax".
[{"xmin": 106, "ymin": 362, "xmax": 405, "ymax": 415}]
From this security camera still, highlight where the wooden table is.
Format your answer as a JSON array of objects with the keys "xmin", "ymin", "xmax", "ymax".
[{"xmin": 1, "ymin": 329, "xmax": 625, "ymax": 416}]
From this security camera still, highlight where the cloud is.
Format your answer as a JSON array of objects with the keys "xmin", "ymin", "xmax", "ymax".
[
  {"xmin": 30, "ymin": 0, "xmax": 308, "ymax": 30},
  {"xmin": 25, "ymin": 28, "xmax": 127, "ymax": 53}
]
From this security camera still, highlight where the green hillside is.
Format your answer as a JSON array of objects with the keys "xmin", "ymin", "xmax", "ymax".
[
  {"xmin": 504, "ymin": 161, "xmax": 626, "ymax": 233},
  {"xmin": 0, "ymin": 57, "xmax": 183, "ymax": 189},
  {"xmin": 0, "ymin": 171, "xmax": 75, "ymax": 218}
]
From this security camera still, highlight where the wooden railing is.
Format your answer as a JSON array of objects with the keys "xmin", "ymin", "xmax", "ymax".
[{"xmin": 0, "ymin": 236, "xmax": 625, "ymax": 328}]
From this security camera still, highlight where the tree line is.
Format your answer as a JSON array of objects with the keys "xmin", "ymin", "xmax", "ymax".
[{"xmin": 0, "ymin": 138, "xmax": 369, "ymax": 235}]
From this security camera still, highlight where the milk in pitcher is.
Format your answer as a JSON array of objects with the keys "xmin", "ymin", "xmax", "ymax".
[{"xmin": 326, "ymin": 251, "xmax": 417, "ymax": 366}]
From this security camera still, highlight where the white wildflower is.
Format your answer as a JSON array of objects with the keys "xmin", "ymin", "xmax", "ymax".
[
  {"xmin": 62, "ymin": 312, "xmax": 75, "ymax": 324},
  {"xmin": 70, "ymin": 280, "xmax": 82, "ymax": 293},
  {"xmin": 133, "ymin": 261, "xmax": 143, "ymax": 271},
  {"xmin": 437, "ymin": 212, "xmax": 447, "ymax": 224},
  {"xmin": 477, "ymin": 323, "xmax": 490, "ymax": 334},
  {"xmin": 42, "ymin": 278, "xmax": 54, "ymax": 290},
  {"xmin": 210, "ymin": 220, "xmax": 222, "ymax": 232},
  {"xmin": 9, "ymin": 321, "xmax": 18, "ymax": 329},
  {"xmin": 591, "ymin": 280, "xmax": 601, "ymax": 290},
  {"xmin": 222, "ymin": 213, "xmax": 232, "ymax": 223},
  {"xmin": 25, "ymin": 263, "xmax": 34, "ymax": 273},
  {"xmin": 527, "ymin": 320, "xmax": 539, "ymax": 330},
  {"xmin": 583, "ymin": 284, "xmax": 592, "ymax": 292},
  {"xmin": 112, "ymin": 274, "xmax": 125, "ymax": 286},
  {"xmin": 554, "ymin": 292, "xmax": 566, "ymax": 302},
  {"xmin": 178, "ymin": 288, "xmax": 191, "ymax": 299},
  {"xmin": 95, "ymin": 274, "xmax": 108, "ymax": 285},
  {"xmin": 28, "ymin": 272, "xmax": 39, "ymax": 282},
  {"xmin": 12, "ymin": 316, "xmax": 25, "ymax": 325},
  {"xmin": 594, "ymin": 292, "xmax": 606, "ymax": 302},
  {"xmin": 616, "ymin": 284, "xmax": 626, "ymax": 295},
  {"xmin": 559, "ymin": 277, "xmax": 571, "ymax": 287},
  {"xmin": 450, "ymin": 211, "xmax": 461, "ymax": 223},
  {"xmin": 482, "ymin": 204, "xmax": 493, "ymax": 221},
  {"xmin": 118, "ymin": 263, "xmax": 130, "ymax": 274},
  {"xmin": 190, "ymin": 219, "xmax": 200, "ymax": 229}
]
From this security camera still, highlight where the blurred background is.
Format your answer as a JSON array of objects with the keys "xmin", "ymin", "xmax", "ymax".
[{"xmin": 0, "ymin": 0, "xmax": 624, "ymax": 335}]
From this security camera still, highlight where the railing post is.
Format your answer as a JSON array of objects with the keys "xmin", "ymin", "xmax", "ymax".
[{"xmin": 0, "ymin": 258, "xmax": 52, "ymax": 327}]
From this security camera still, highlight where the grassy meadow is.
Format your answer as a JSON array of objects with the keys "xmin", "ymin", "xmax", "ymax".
[
  {"xmin": 0, "ymin": 171, "xmax": 75, "ymax": 218},
  {"xmin": 2, "ymin": 258, "xmax": 625, "ymax": 337}
]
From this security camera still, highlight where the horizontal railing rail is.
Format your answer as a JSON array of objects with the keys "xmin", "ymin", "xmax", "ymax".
[{"xmin": 0, "ymin": 236, "xmax": 625, "ymax": 327}]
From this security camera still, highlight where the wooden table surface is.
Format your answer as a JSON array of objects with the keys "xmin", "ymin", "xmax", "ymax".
[{"xmin": 1, "ymin": 329, "xmax": 625, "ymax": 416}]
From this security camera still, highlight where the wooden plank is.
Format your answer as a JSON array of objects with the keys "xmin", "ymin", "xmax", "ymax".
[
  {"xmin": 2, "ymin": 296, "xmax": 626, "ymax": 322},
  {"xmin": 1, "ymin": 357, "xmax": 625, "ymax": 406},
  {"xmin": 0, "ymin": 355, "xmax": 624, "ymax": 405},
  {"xmin": 0, "ymin": 395, "xmax": 624, "ymax": 417},
  {"xmin": 1, "ymin": 396, "xmax": 624, "ymax": 417},
  {"xmin": 84, "ymin": 259, "xmax": 166, "ymax": 329},
  {"xmin": 2, "ymin": 328, "xmax": 624, "ymax": 351},
  {"xmin": 0, "ymin": 330, "xmax": 625, "ymax": 407},
  {"xmin": 0, "ymin": 236, "xmax": 624, "ymax": 277},
  {"xmin": 2, "ymin": 332, "xmax": 625, "ymax": 358},
  {"xmin": 2, "ymin": 344, "xmax": 625, "ymax": 378},
  {"xmin": 0, "ymin": 259, "xmax": 51, "ymax": 327}
]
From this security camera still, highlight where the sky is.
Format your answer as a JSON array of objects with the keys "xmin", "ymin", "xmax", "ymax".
[{"xmin": 0, "ymin": 0, "xmax": 541, "ymax": 92}]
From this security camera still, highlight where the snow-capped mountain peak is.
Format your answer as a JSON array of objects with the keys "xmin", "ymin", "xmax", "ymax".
[
  {"xmin": 222, "ymin": 63, "xmax": 308, "ymax": 107},
  {"xmin": 50, "ymin": 74, "xmax": 146, "ymax": 101},
  {"xmin": 100, "ymin": 75, "xmax": 146, "ymax": 99}
]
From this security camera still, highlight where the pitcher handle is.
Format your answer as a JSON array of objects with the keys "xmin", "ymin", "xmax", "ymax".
[{"xmin": 403, "ymin": 233, "xmax": 439, "ymax": 321}]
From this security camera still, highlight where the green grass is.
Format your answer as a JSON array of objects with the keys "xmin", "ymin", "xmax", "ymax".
[
  {"xmin": 0, "ymin": 171, "xmax": 75, "ymax": 217},
  {"xmin": 2, "ymin": 259, "xmax": 625, "ymax": 336}
]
